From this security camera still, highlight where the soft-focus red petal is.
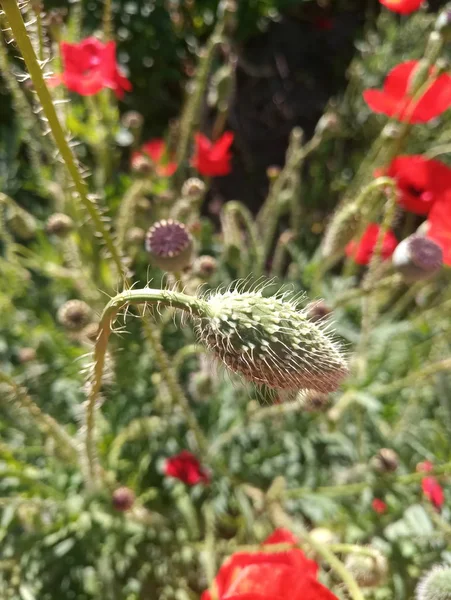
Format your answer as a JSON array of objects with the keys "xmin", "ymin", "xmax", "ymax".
[
  {"xmin": 363, "ymin": 90, "xmax": 399, "ymax": 117},
  {"xmin": 384, "ymin": 61, "xmax": 416, "ymax": 97},
  {"xmin": 409, "ymin": 74, "xmax": 451, "ymax": 122},
  {"xmin": 143, "ymin": 139, "xmax": 165, "ymax": 163},
  {"xmin": 379, "ymin": 0, "xmax": 424, "ymax": 15},
  {"xmin": 264, "ymin": 528, "xmax": 298, "ymax": 546},
  {"xmin": 345, "ymin": 224, "xmax": 397, "ymax": 265},
  {"xmin": 62, "ymin": 71, "xmax": 104, "ymax": 96},
  {"xmin": 210, "ymin": 132, "xmax": 234, "ymax": 160},
  {"xmin": 387, "ymin": 155, "xmax": 438, "ymax": 215},
  {"xmin": 422, "ymin": 476, "xmax": 445, "ymax": 509},
  {"xmin": 195, "ymin": 133, "xmax": 213, "ymax": 153},
  {"xmin": 427, "ymin": 225, "xmax": 451, "ymax": 266}
]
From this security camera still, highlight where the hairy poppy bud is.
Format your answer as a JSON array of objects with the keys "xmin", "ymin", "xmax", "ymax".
[
  {"xmin": 372, "ymin": 448, "xmax": 399, "ymax": 473},
  {"xmin": 112, "ymin": 487, "xmax": 135, "ymax": 512},
  {"xmin": 46, "ymin": 213, "xmax": 73, "ymax": 237},
  {"xmin": 305, "ymin": 300, "xmax": 332, "ymax": 322},
  {"xmin": 193, "ymin": 255, "xmax": 218, "ymax": 278},
  {"xmin": 297, "ymin": 389, "xmax": 330, "ymax": 412},
  {"xmin": 121, "ymin": 110, "xmax": 143, "ymax": 130},
  {"xmin": 81, "ymin": 322, "xmax": 100, "ymax": 343},
  {"xmin": 198, "ymin": 288, "xmax": 348, "ymax": 392},
  {"xmin": 416, "ymin": 565, "xmax": 451, "ymax": 600},
  {"xmin": 57, "ymin": 300, "xmax": 92, "ymax": 331},
  {"xmin": 392, "ymin": 235, "xmax": 443, "ymax": 282},
  {"xmin": 345, "ymin": 551, "xmax": 388, "ymax": 588},
  {"xmin": 145, "ymin": 219, "xmax": 193, "ymax": 272},
  {"xmin": 181, "ymin": 177, "xmax": 206, "ymax": 201}
]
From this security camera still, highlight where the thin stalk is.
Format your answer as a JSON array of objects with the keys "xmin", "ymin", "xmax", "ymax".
[
  {"xmin": 1, "ymin": 0, "xmax": 124, "ymax": 278},
  {"xmin": 223, "ymin": 201, "xmax": 263, "ymax": 275},
  {"xmin": 103, "ymin": 0, "xmax": 113, "ymax": 41}
]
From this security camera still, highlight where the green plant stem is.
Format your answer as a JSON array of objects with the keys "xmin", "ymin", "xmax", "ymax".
[
  {"xmin": 223, "ymin": 201, "xmax": 263, "ymax": 275},
  {"xmin": 103, "ymin": 0, "xmax": 113, "ymax": 40},
  {"xmin": 370, "ymin": 358, "xmax": 451, "ymax": 396},
  {"xmin": 269, "ymin": 505, "xmax": 365, "ymax": 600},
  {"xmin": 173, "ymin": 343, "xmax": 206, "ymax": 372},
  {"xmin": 0, "ymin": 0, "xmax": 124, "ymax": 279},
  {"xmin": 116, "ymin": 180, "xmax": 148, "ymax": 254},
  {"xmin": 86, "ymin": 288, "xmax": 210, "ymax": 486}
]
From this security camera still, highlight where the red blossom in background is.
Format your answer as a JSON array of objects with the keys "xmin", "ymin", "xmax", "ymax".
[
  {"xmin": 426, "ymin": 194, "xmax": 451, "ymax": 265},
  {"xmin": 132, "ymin": 139, "xmax": 177, "ymax": 177},
  {"xmin": 192, "ymin": 132, "xmax": 234, "ymax": 177},
  {"xmin": 422, "ymin": 476, "xmax": 445, "ymax": 510},
  {"xmin": 363, "ymin": 61, "xmax": 451, "ymax": 123},
  {"xmin": 372, "ymin": 498, "xmax": 388, "ymax": 514},
  {"xmin": 345, "ymin": 223, "xmax": 398, "ymax": 265},
  {"xmin": 379, "ymin": 0, "xmax": 423, "ymax": 14},
  {"xmin": 416, "ymin": 460, "xmax": 434, "ymax": 473},
  {"xmin": 50, "ymin": 37, "xmax": 132, "ymax": 98},
  {"xmin": 164, "ymin": 450, "xmax": 210, "ymax": 485},
  {"xmin": 201, "ymin": 528, "xmax": 338, "ymax": 600},
  {"xmin": 381, "ymin": 155, "xmax": 451, "ymax": 216}
]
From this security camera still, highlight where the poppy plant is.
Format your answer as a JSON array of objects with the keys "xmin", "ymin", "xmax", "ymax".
[
  {"xmin": 381, "ymin": 155, "xmax": 451, "ymax": 215},
  {"xmin": 379, "ymin": 0, "xmax": 423, "ymax": 14},
  {"xmin": 164, "ymin": 450, "xmax": 210, "ymax": 485},
  {"xmin": 372, "ymin": 498, "xmax": 388, "ymax": 514},
  {"xmin": 50, "ymin": 37, "xmax": 132, "ymax": 98},
  {"xmin": 345, "ymin": 223, "xmax": 398, "ymax": 265},
  {"xmin": 192, "ymin": 132, "xmax": 234, "ymax": 177},
  {"xmin": 201, "ymin": 528, "xmax": 338, "ymax": 600},
  {"xmin": 132, "ymin": 139, "xmax": 177, "ymax": 177},
  {"xmin": 363, "ymin": 61, "xmax": 451, "ymax": 123}
]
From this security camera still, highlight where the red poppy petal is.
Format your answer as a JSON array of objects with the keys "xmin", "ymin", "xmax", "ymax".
[
  {"xmin": 157, "ymin": 163, "xmax": 178, "ymax": 177},
  {"xmin": 195, "ymin": 133, "xmax": 213, "ymax": 153},
  {"xmin": 143, "ymin": 139, "xmax": 165, "ymax": 163},
  {"xmin": 384, "ymin": 60, "xmax": 417, "ymax": 97},
  {"xmin": 62, "ymin": 71, "xmax": 104, "ymax": 96},
  {"xmin": 264, "ymin": 528, "xmax": 298, "ymax": 546},
  {"xmin": 410, "ymin": 74, "xmax": 451, "ymax": 122},
  {"xmin": 379, "ymin": 0, "xmax": 424, "ymax": 15},
  {"xmin": 210, "ymin": 132, "xmax": 234, "ymax": 160},
  {"xmin": 363, "ymin": 90, "xmax": 399, "ymax": 117}
]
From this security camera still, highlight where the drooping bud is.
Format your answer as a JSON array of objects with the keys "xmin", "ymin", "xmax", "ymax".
[
  {"xmin": 188, "ymin": 371, "xmax": 214, "ymax": 402},
  {"xmin": 145, "ymin": 219, "xmax": 193, "ymax": 272},
  {"xmin": 181, "ymin": 177, "xmax": 206, "ymax": 201},
  {"xmin": 131, "ymin": 154, "xmax": 152, "ymax": 175},
  {"xmin": 198, "ymin": 288, "xmax": 348, "ymax": 392},
  {"xmin": 112, "ymin": 487, "xmax": 135, "ymax": 512},
  {"xmin": 81, "ymin": 322, "xmax": 100, "ymax": 343},
  {"xmin": 372, "ymin": 448, "xmax": 399, "ymax": 473},
  {"xmin": 344, "ymin": 551, "xmax": 388, "ymax": 588},
  {"xmin": 305, "ymin": 300, "xmax": 332, "ymax": 322},
  {"xmin": 392, "ymin": 235, "xmax": 443, "ymax": 282},
  {"xmin": 46, "ymin": 213, "xmax": 74, "ymax": 237},
  {"xmin": 416, "ymin": 565, "xmax": 451, "ymax": 600},
  {"xmin": 121, "ymin": 110, "xmax": 144, "ymax": 130},
  {"xmin": 297, "ymin": 389, "xmax": 330, "ymax": 412},
  {"xmin": 192, "ymin": 255, "xmax": 218, "ymax": 278},
  {"xmin": 57, "ymin": 300, "xmax": 92, "ymax": 331}
]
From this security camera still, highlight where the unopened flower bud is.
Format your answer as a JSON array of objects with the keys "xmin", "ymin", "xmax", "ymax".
[
  {"xmin": 18, "ymin": 347, "xmax": 37, "ymax": 363},
  {"xmin": 305, "ymin": 300, "xmax": 332, "ymax": 322},
  {"xmin": 392, "ymin": 235, "xmax": 443, "ymax": 282},
  {"xmin": 126, "ymin": 227, "xmax": 146, "ymax": 246},
  {"xmin": 416, "ymin": 565, "xmax": 451, "ymax": 600},
  {"xmin": 81, "ymin": 322, "xmax": 99, "ymax": 343},
  {"xmin": 112, "ymin": 487, "xmax": 135, "ymax": 512},
  {"xmin": 131, "ymin": 154, "xmax": 152, "ymax": 175},
  {"xmin": 193, "ymin": 255, "xmax": 218, "ymax": 278},
  {"xmin": 145, "ymin": 219, "xmax": 193, "ymax": 272},
  {"xmin": 310, "ymin": 527, "xmax": 338, "ymax": 546},
  {"xmin": 267, "ymin": 166, "xmax": 281, "ymax": 182},
  {"xmin": 198, "ymin": 288, "xmax": 348, "ymax": 392},
  {"xmin": 344, "ymin": 551, "xmax": 388, "ymax": 588},
  {"xmin": 121, "ymin": 110, "xmax": 143, "ymax": 130},
  {"xmin": 372, "ymin": 448, "xmax": 399, "ymax": 473},
  {"xmin": 57, "ymin": 300, "xmax": 92, "ymax": 331},
  {"xmin": 46, "ymin": 213, "xmax": 73, "ymax": 237},
  {"xmin": 297, "ymin": 389, "xmax": 330, "ymax": 412},
  {"xmin": 181, "ymin": 177, "xmax": 206, "ymax": 201}
]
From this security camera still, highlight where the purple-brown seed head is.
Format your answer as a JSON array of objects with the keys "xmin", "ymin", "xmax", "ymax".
[
  {"xmin": 112, "ymin": 487, "xmax": 135, "ymax": 512},
  {"xmin": 145, "ymin": 219, "xmax": 193, "ymax": 271}
]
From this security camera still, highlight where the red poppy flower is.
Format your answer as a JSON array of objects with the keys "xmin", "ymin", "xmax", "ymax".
[
  {"xmin": 426, "ymin": 223, "xmax": 451, "ymax": 266},
  {"xmin": 164, "ymin": 450, "xmax": 210, "ymax": 485},
  {"xmin": 50, "ymin": 37, "xmax": 132, "ymax": 98},
  {"xmin": 416, "ymin": 460, "xmax": 434, "ymax": 473},
  {"xmin": 132, "ymin": 139, "xmax": 177, "ymax": 177},
  {"xmin": 201, "ymin": 529, "xmax": 337, "ymax": 600},
  {"xmin": 363, "ymin": 61, "xmax": 451, "ymax": 123},
  {"xmin": 192, "ymin": 132, "xmax": 234, "ymax": 177},
  {"xmin": 422, "ymin": 476, "xmax": 445, "ymax": 510},
  {"xmin": 372, "ymin": 499, "xmax": 388, "ymax": 514},
  {"xmin": 379, "ymin": 0, "xmax": 423, "ymax": 14},
  {"xmin": 426, "ymin": 192, "xmax": 451, "ymax": 265},
  {"xmin": 381, "ymin": 155, "xmax": 451, "ymax": 216},
  {"xmin": 345, "ymin": 223, "xmax": 398, "ymax": 265}
]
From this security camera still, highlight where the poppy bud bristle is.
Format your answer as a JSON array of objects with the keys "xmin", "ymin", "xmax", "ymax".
[{"xmin": 416, "ymin": 565, "xmax": 451, "ymax": 600}]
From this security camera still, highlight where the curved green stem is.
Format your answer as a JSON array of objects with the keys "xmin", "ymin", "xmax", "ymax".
[{"xmin": 1, "ymin": 0, "xmax": 124, "ymax": 279}]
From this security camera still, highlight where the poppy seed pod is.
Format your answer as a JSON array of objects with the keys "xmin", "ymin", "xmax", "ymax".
[
  {"xmin": 112, "ymin": 487, "xmax": 135, "ymax": 512},
  {"xmin": 416, "ymin": 565, "xmax": 451, "ymax": 600},
  {"xmin": 57, "ymin": 300, "xmax": 92, "ymax": 331},
  {"xmin": 372, "ymin": 448, "xmax": 399, "ymax": 473},
  {"xmin": 197, "ymin": 288, "xmax": 348, "ymax": 392},
  {"xmin": 46, "ymin": 213, "xmax": 74, "ymax": 237},
  {"xmin": 344, "ymin": 551, "xmax": 388, "ymax": 588},
  {"xmin": 392, "ymin": 235, "xmax": 443, "ymax": 282},
  {"xmin": 145, "ymin": 219, "xmax": 193, "ymax": 272}
]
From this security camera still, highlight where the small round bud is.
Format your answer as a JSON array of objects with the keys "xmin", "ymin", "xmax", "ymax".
[
  {"xmin": 305, "ymin": 300, "xmax": 332, "ymax": 322},
  {"xmin": 267, "ymin": 166, "xmax": 281, "ymax": 181},
  {"xmin": 372, "ymin": 448, "xmax": 399, "ymax": 473},
  {"xmin": 126, "ymin": 227, "xmax": 146, "ymax": 245},
  {"xmin": 131, "ymin": 154, "xmax": 152, "ymax": 175},
  {"xmin": 121, "ymin": 110, "xmax": 143, "ymax": 130},
  {"xmin": 145, "ymin": 219, "xmax": 193, "ymax": 272},
  {"xmin": 136, "ymin": 197, "xmax": 152, "ymax": 213},
  {"xmin": 181, "ymin": 177, "xmax": 206, "ymax": 201},
  {"xmin": 199, "ymin": 289, "xmax": 348, "ymax": 392},
  {"xmin": 46, "ymin": 213, "xmax": 74, "ymax": 237},
  {"xmin": 297, "ymin": 389, "xmax": 330, "ymax": 412},
  {"xmin": 344, "ymin": 551, "xmax": 388, "ymax": 588},
  {"xmin": 188, "ymin": 371, "xmax": 214, "ymax": 401},
  {"xmin": 416, "ymin": 565, "xmax": 451, "ymax": 600},
  {"xmin": 392, "ymin": 235, "xmax": 443, "ymax": 283},
  {"xmin": 81, "ymin": 322, "xmax": 99, "ymax": 343},
  {"xmin": 315, "ymin": 112, "xmax": 340, "ymax": 137},
  {"xmin": 112, "ymin": 487, "xmax": 135, "ymax": 512},
  {"xmin": 57, "ymin": 300, "xmax": 92, "ymax": 331},
  {"xmin": 193, "ymin": 255, "xmax": 218, "ymax": 278},
  {"xmin": 18, "ymin": 347, "xmax": 37, "ymax": 363}
]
